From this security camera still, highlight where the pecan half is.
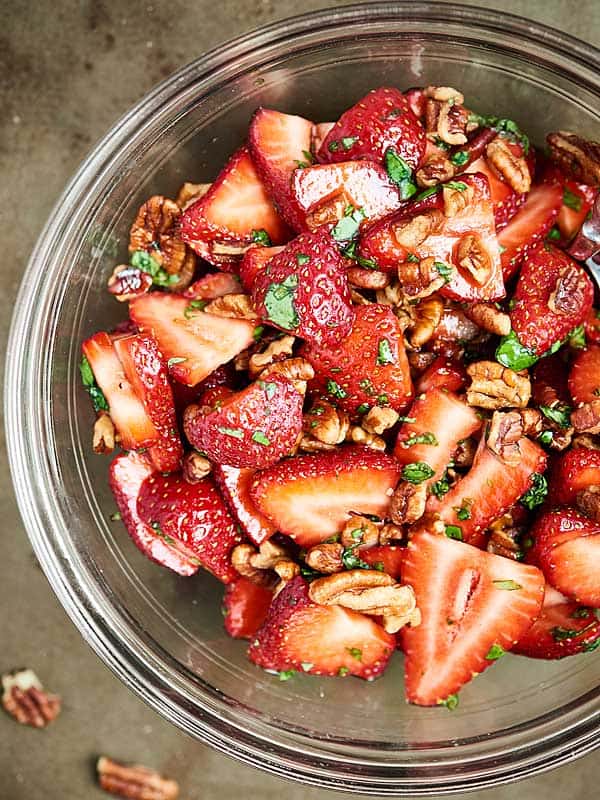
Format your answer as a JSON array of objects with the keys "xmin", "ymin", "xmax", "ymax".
[
  {"xmin": 248, "ymin": 335, "xmax": 296, "ymax": 378},
  {"xmin": 408, "ymin": 295, "xmax": 444, "ymax": 347},
  {"xmin": 350, "ymin": 288, "xmax": 372, "ymax": 306},
  {"xmin": 93, "ymin": 411, "xmax": 116, "ymax": 454},
  {"xmin": 466, "ymin": 361, "xmax": 531, "ymax": 409},
  {"xmin": 362, "ymin": 406, "xmax": 400, "ymax": 435},
  {"xmin": 443, "ymin": 183, "xmax": 474, "ymax": 217},
  {"xmin": 107, "ymin": 265, "xmax": 153, "ymax": 302},
  {"xmin": 487, "ymin": 411, "xmax": 524, "ymax": 465},
  {"xmin": 349, "ymin": 426, "xmax": 386, "ymax": 451},
  {"xmin": 576, "ymin": 486, "xmax": 600, "ymax": 521},
  {"xmin": 261, "ymin": 356, "xmax": 315, "ymax": 395},
  {"xmin": 305, "ymin": 542, "xmax": 344, "ymax": 573},
  {"xmin": 203, "ymin": 293, "xmax": 258, "ymax": 320},
  {"xmin": 424, "ymin": 86, "xmax": 465, "ymax": 104},
  {"xmin": 486, "ymin": 513, "xmax": 523, "ymax": 560},
  {"xmin": 547, "ymin": 131, "xmax": 600, "ymax": 187},
  {"xmin": 379, "ymin": 523, "xmax": 405, "ymax": 545},
  {"xmin": 456, "ymin": 233, "xmax": 492, "ymax": 285},
  {"xmin": 298, "ymin": 435, "xmax": 336, "ymax": 453},
  {"xmin": 231, "ymin": 543, "xmax": 274, "ymax": 586},
  {"xmin": 572, "ymin": 433, "xmax": 600, "ymax": 450},
  {"xmin": 486, "ymin": 137, "xmax": 531, "ymax": 194},
  {"xmin": 436, "ymin": 102, "xmax": 469, "ymax": 146},
  {"xmin": 176, "ymin": 181, "xmax": 211, "ymax": 210},
  {"xmin": 464, "ymin": 302, "xmax": 511, "ymax": 336},
  {"xmin": 416, "ymin": 154, "xmax": 456, "ymax": 188},
  {"xmin": 389, "ymin": 481, "xmax": 427, "ymax": 525},
  {"xmin": 347, "ymin": 267, "xmax": 390, "ymax": 290},
  {"xmin": 2, "ymin": 669, "xmax": 60, "ymax": 728},
  {"xmin": 571, "ymin": 400, "xmax": 600, "ymax": 434},
  {"xmin": 182, "ymin": 451, "xmax": 211, "ymax": 483},
  {"xmin": 304, "ymin": 401, "xmax": 349, "ymax": 445},
  {"xmin": 340, "ymin": 516, "xmax": 380, "ymax": 549},
  {"xmin": 393, "ymin": 213, "xmax": 438, "ymax": 249},
  {"xmin": 97, "ymin": 756, "xmax": 179, "ymax": 800},
  {"xmin": 548, "ymin": 263, "xmax": 589, "ymax": 316},
  {"xmin": 375, "ymin": 281, "xmax": 403, "ymax": 308}
]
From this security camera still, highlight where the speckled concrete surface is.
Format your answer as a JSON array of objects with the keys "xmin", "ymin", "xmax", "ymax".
[{"xmin": 2, "ymin": 1, "xmax": 599, "ymax": 797}]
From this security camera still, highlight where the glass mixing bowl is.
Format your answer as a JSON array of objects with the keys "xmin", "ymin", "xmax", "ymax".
[{"xmin": 6, "ymin": 2, "xmax": 600, "ymax": 795}]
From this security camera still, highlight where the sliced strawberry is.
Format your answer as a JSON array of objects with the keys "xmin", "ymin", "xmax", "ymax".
[
  {"xmin": 183, "ymin": 272, "xmax": 241, "ymax": 300},
  {"xmin": 82, "ymin": 332, "xmax": 159, "ymax": 450},
  {"xmin": 251, "ymin": 229, "xmax": 354, "ymax": 348},
  {"xmin": 300, "ymin": 304, "xmax": 412, "ymax": 417},
  {"xmin": 137, "ymin": 472, "xmax": 241, "ymax": 583},
  {"xmin": 497, "ymin": 182, "xmax": 562, "ymax": 282},
  {"xmin": 248, "ymin": 576, "xmax": 395, "ymax": 679},
  {"xmin": 109, "ymin": 453, "xmax": 199, "ymax": 576},
  {"xmin": 512, "ymin": 584, "xmax": 600, "ymax": 659},
  {"xmin": 548, "ymin": 447, "xmax": 600, "ymax": 507},
  {"xmin": 361, "ymin": 545, "xmax": 406, "ymax": 580},
  {"xmin": 129, "ymin": 293, "xmax": 256, "ymax": 386},
  {"xmin": 569, "ymin": 345, "xmax": 600, "ymax": 405},
  {"xmin": 184, "ymin": 375, "xmax": 303, "ymax": 469},
  {"xmin": 529, "ymin": 508, "xmax": 600, "ymax": 606},
  {"xmin": 311, "ymin": 121, "xmax": 335, "ymax": 155},
  {"xmin": 248, "ymin": 108, "xmax": 314, "ymax": 231},
  {"xmin": 223, "ymin": 577, "xmax": 274, "ymax": 640},
  {"xmin": 112, "ymin": 334, "xmax": 183, "ymax": 473},
  {"xmin": 291, "ymin": 161, "xmax": 401, "ymax": 230},
  {"xmin": 415, "ymin": 357, "xmax": 467, "ymax": 395},
  {"xmin": 425, "ymin": 435, "xmax": 547, "ymax": 546},
  {"xmin": 393, "ymin": 388, "xmax": 481, "ymax": 481},
  {"xmin": 401, "ymin": 532, "xmax": 545, "ymax": 705},
  {"xmin": 239, "ymin": 245, "xmax": 284, "ymax": 292},
  {"xmin": 317, "ymin": 87, "xmax": 425, "ymax": 170},
  {"xmin": 531, "ymin": 353, "xmax": 570, "ymax": 407},
  {"xmin": 584, "ymin": 308, "xmax": 600, "ymax": 346},
  {"xmin": 213, "ymin": 465, "xmax": 277, "ymax": 546},
  {"xmin": 171, "ymin": 364, "xmax": 235, "ymax": 417},
  {"xmin": 465, "ymin": 152, "xmax": 526, "ymax": 230},
  {"xmin": 250, "ymin": 446, "xmax": 402, "ymax": 547},
  {"xmin": 557, "ymin": 180, "xmax": 597, "ymax": 241}
]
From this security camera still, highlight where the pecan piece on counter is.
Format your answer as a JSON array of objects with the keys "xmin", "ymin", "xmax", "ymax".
[
  {"xmin": 456, "ymin": 233, "xmax": 492, "ymax": 285},
  {"xmin": 248, "ymin": 335, "xmax": 296, "ymax": 378},
  {"xmin": 487, "ymin": 411, "xmax": 524, "ymax": 465},
  {"xmin": 485, "ymin": 137, "xmax": 531, "ymax": 194},
  {"xmin": 305, "ymin": 542, "xmax": 344, "ymax": 573},
  {"xmin": 571, "ymin": 400, "xmax": 600, "ymax": 434},
  {"xmin": 486, "ymin": 513, "xmax": 523, "ymax": 561},
  {"xmin": 547, "ymin": 131, "xmax": 600, "ymax": 187},
  {"xmin": 389, "ymin": 481, "xmax": 428, "ymax": 525},
  {"xmin": 303, "ymin": 401, "xmax": 350, "ymax": 445},
  {"xmin": 97, "ymin": 756, "xmax": 179, "ymax": 800},
  {"xmin": 2, "ymin": 669, "xmax": 61, "ymax": 728},
  {"xmin": 416, "ymin": 153, "xmax": 456, "ymax": 188},
  {"xmin": 464, "ymin": 302, "xmax": 511, "ymax": 337},
  {"xmin": 347, "ymin": 267, "xmax": 390, "ymax": 290},
  {"xmin": 548, "ymin": 262, "xmax": 590, "ymax": 316},
  {"xmin": 466, "ymin": 361, "xmax": 531, "ymax": 409},
  {"xmin": 182, "ymin": 451, "xmax": 212, "ymax": 483},
  {"xmin": 576, "ymin": 486, "xmax": 600, "ymax": 522},
  {"xmin": 362, "ymin": 406, "xmax": 400, "ymax": 435},
  {"xmin": 93, "ymin": 411, "xmax": 116, "ymax": 454},
  {"xmin": 107, "ymin": 264, "xmax": 153, "ymax": 302},
  {"xmin": 203, "ymin": 293, "xmax": 258, "ymax": 320}
]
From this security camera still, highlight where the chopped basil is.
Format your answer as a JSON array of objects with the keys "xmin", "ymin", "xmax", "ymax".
[
  {"xmin": 468, "ymin": 114, "xmax": 530, "ymax": 154},
  {"xmin": 450, "ymin": 150, "xmax": 469, "ymax": 166},
  {"xmin": 302, "ymin": 150, "xmax": 314, "ymax": 164},
  {"xmin": 402, "ymin": 462, "xmax": 435, "ymax": 484},
  {"xmin": 538, "ymin": 429, "xmax": 554, "ymax": 447},
  {"xmin": 327, "ymin": 379, "xmax": 347, "ymax": 399},
  {"xmin": 455, "ymin": 500, "xmax": 471, "ymax": 521},
  {"xmin": 217, "ymin": 426, "xmax": 244, "ymax": 439},
  {"xmin": 252, "ymin": 431, "xmax": 270, "ymax": 446},
  {"xmin": 359, "ymin": 377, "xmax": 375, "ymax": 395},
  {"xmin": 398, "ymin": 415, "xmax": 417, "ymax": 423},
  {"xmin": 551, "ymin": 626, "xmax": 581, "ymax": 642},
  {"xmin": 584, "ymin": 639, "xmax": 600, "ymax": 652},
  {"xmin": 485, "ymin": 643, "xmax": 505, "ymax": 660},
  {"xmin": 569, "ymin": 324, "xmax": 586, "ymax": 349},
  {"xmin": 445, "ymin": 180, "xmax": 468, "ymax": 192},
  {"xmin": 130, "ymin": 250, "xmax": 179, "ymax": 288},
  {"xmin": 296, "ymin": 252, "xmax": 310, "ymax": 266},
  {"xmin": 434, "ymin": 261, "xmax": 453, "ymax": 283},
  {"xmin": 430, "ymin": 473, "xmax": 451, "ymax": 499},
  {"xmin": 413, "ymin": 186, "xmax": 440, "ymax": 202},
  {"xmin": 79, "ymin": 356, "xmax": 109, "ymax": 413},
  {"xmin": 520, "ymin": 473, "xmax": 548, "ymax": 510},
  {"xmin": 546, "ymin": 225, "xmax": 561, "ymax": 242},
  {"xmin": 341, "ymin": 136, "xmax": 359, "ymax": 150},
  {"xmin": 253, "ymin": 325, "xmax": 265, "ymax": 341},
  {"xmin": 356, "ymin": 403, "xmax": 370, "ymax": 415},
  {"xmin": 258, "ymin": 380, "xmax": 278, "ymax": 400},
  {"xmin": 496, "ymin": 330, "xmax": 539, "ymax": 370},
  {"xmin": 438, "ymin": 693, "xmax": 459, "ymax": 710},
  {"xmin": 539, "ymin": 403, "xmax": 572, "ymax": 429},
  {"xmin": 347, "ymin": 647, "xmax": 362, "ymax": 661},
  {"xmin": 377, "ymin": 394, "xmax": 390, "ymax": 407},
  {"xmin": 340, "ymin": 239, "xmax": 379, "ymax": 269},
  {"xmin": 331, "ymin": 205, "xmax": 366, "ymax": 242},
  {"xmin": 252, "ymin": 229, "xmax": 272, "ymax": 246},
  {"xmin": 384, "ymin": 147, "xmax": 417, "ymax": 200},
  {"xmin": 278, "ymin": 670, "xmax": 296, "ymax": 681},
  {"xmin": 377, "ymin": 338, "xmax": 395, "ymax": 365},
  {"xmin": 184, "ymin": 299, "xmax": 208, "ymax": 318},
  {"xmin": 445, "ymin": 525, "xmax": 463, "ymax": 541},
  {"xmin": 167, "ymin": 357, "xmax": 186, "ymax": 367},
  {"xmin": 338, "ymin": 666, "xmax": 350, "ymax": 677},
  {"xmin": 264, "ymin": 274, "xmax": 299, "ymax": 330},
  {"xmin": 563, "ymin": 187, "xmax": 583, "ymax": 212},
  {"xmin": 328, "ymin": 140, "xmax": 341, "ymax": 152},
  {"xmin": 572, "ymin": 607, "xmax": 592, "ymax": 619},
  {"xmin": 341, "ymin": 547, "xmax": 370, "ymax": 570},
  {"xmin": 406, "ymin": 252, "xmax": 419, "ymax": 263},
  {"xmin": 404, "ymin": 432, "xmax": 439, "ymax": 447},
  {"xmin": 493, "ymin": 579, "xmax": 522, "ymax": 591},
  {"xmin": 110, "ymin": 511, "xmax": 121, "ymax": 522}
]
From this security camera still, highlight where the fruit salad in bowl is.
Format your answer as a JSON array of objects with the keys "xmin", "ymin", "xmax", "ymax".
[{"xmin": 79, "ymin": 82, "xmax": 600, "ymax": 708}]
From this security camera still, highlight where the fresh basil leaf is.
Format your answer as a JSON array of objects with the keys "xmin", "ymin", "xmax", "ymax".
[
  {"xmin": 264, "ymin": 274, "xmax": 299, "ymax": 330},
  {"xmin": 539, "ymin": 403, "xmax": 572, "ymax": 429},
  {"xmin": 520, "ymin": 473, "xmax": 548, "ymax": 510},
  {"xmin": 485, "ymin": 643, "xmax": 505, "ymax": 660},
  {"xmin": 252, "ymin": 229, "xmax": 272, "ymax": 246},
  {"xmin": 445, "ymin": 525, "xmax": 463, "ymax": 541},
  {"xmin": 493, "ymin": 579, "xmax": 522, "ymax": 590},
  {"xmin": 450, "ymin": 150, "xmax": 469, "ymax": 166},
  {"xmin": 377, "ymin": 338, "xmax": 395, "ymax": 365},
  {"xmin": 327, "ymin": 379, "xmax": 347, "ymax": 399},
  {"xmin": 402, "ymin": 462, "xmax": 435, "ymax": 484},
  {"xmin": 252, "ymin": 431, "xmax": 270, "ymax": 446},
  {"xmin": 384, "ymin": 147, "xmax": 417, "ymax": 200},
  {"xmin": 331, "ymin": 206, "xmax": 366, "ymax": 242},
  {"xmin": 563, "ymin": 187, "xmax": 583, "ymax": 212},
  {"xmin": 217, "ymin": 426, "xmax": 244, "ymax": 439},
  {"xmin": 495, "ymin": 330, "xmax": 539, "ymax": 370},
  {"xmin": 404, "ymin": 432, "xmax": 438, "ymax": 447}
]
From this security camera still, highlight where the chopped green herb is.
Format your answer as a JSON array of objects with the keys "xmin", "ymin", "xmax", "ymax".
[
  {"xmin": 485, "ymin": 643, "xmax": 506, "ymax": 660},
  {"xmin": 340, "ymin": 239, "xmax": 379, "ymax": 269},
  {"xmin": 431, "ymin": 473, "xmax": 451, "ymax": 499},
  {"xmin": 468, "ymin": 114, "xmax": 530, "ymax": 154},
  {"xmin": 328, "ymin": 140, "xmax": 341, "ymax": 152},
  {"xmin": 130, "ymin": 250, "xmax": 179, "ymax": 288},
  {"xmin": 79, "ymin": 356, "xmax": 109, "ymax": 412},
  {"xmin": 402, "ymin": 462, "xmax": 435, "ymax": 484},
  {"xmin": 496, "ymin": 330, "xmax": 539, "ymax": 370},
  {"xmin": 331, "ymin": 206, "xmax": 366, "ymax": 242},
  {"xmin": 184, "ymin": 299, "xmax": 208, "ymax": 318},
  {"xmin": 584, "ymin": 639, "xmax": 600, "ymax": 652},
  {"xmin": 359, "ymin": 378, "xmax": 375, "ymax": 395},
  {"xmin": 167, "ymin": 357, "xmax": 186, "ymax": 368},
  {"xmin": 338, "ymin": 666, "xmax": 350, "ymax": 677},
  {"xmin": 538, "ymin": 429, "xmax": 554, "ymax": 447},
  {"xmin": 253, "ymin": 325, "xmax": 265, "ymax": 341},
  {"xmin": 110, "ymin": 511, "xmax": 121, "ymax": 522},
  {"xmin": 563, "ymin": 187, "xmax": 583, "ymax": 212},
  {"xmin": 384, "ymin": 147, "xmax": 417, "ymax": 200},
  {"xmin": 278, "ymin": 669, "xmax": 296, "ymax": 681},
  {"xmin": 539, "ymin": 403, "xmax": 572, "ymax": 429},
  {"xmin": 433, "ymin": 135, "xmax": 451, "ymax": 151},
  {"xmin": 450, "ymin": 150, "xmax": 469, "ymax": 166},
  {"xmin": 301, "ymin": 662, "xmax": 314, "ymax": 672},
  {"xmin": 264, "ymin": 274, "xmax": 299, "ymax": 330},
  {"xmin": 551, "ymin": 626, "xmax": 581, "ymax": 642},
  {"xmin": 296, "ymin": 252, "xmax": 310, "ymax": 266},
  {"xmin": 414, "ymin": 186, "xmax": 440, "ymax": 202},
  {"xmin": 341, "ymin": 136, "xmax": 359, "ymax": 150},
  {"xmin": 377, "ymin": 338, "xmax": 395, "ymax": 365},
  {"xmin": 347, "ymin": 647, "xmax": 362, "ymax": 661},
  {"xmin": 455, "ymin": 500, "xmax": 472, "ymax": 521},
  {"xmin": 341, "ymin": 547, "xmax": 370, "ymax": 570},
  {"xmin": 372, "ymin": 561, "xmax": 385, "ymax": 571},
  {"xmin": 252, "ymin": 431, "xmax": 270, "ymax": 446},
  {"xmin": 258, "ymin": 380, "xmax": 278, "ymax": 401},
  {"xmin": 547, "ymin": 226, "xmax": 561, "ymax": 242},
  {"xmin": 438, "ymin": 693, "xmax": 459, "ymax": 710},
  {"xmin": 406, "ymin": 252, "xmax": 419, "ymax": 263},
  {"xmin": 356, "ymin": 403, "xmax": 370, "ymax": 415},
  {"xmin": 252, "ymin": 229, "xmax": 272, "ymax": 246},
  {"xmin": 493, "ymin": 579, "xmax": 522, "ymax": 591},
  {"xmin": 445, "ymin": 525, "xmax": 463, "ymax": 541},
  {"xmin": 217, "ymin": 426, "xmax": 244, "ymax": 439},
  {"xmin": 398, "ymin": 415, "xmax": 417, "ymax": 423},
  {"xmin": 434, "ymin": 261, "xmax": 453, "ymax": 283},
  {"xmin": 572, "ymin": 607, "xmax": 592, "ymax": 619},
  {"xmin": 569, "ymin": 324, "xmax": 586, "ymax": 349},
  {"xmin": 520, "ymin": 473, "xmax": 548, "ymax": 510},
  {"xmin": 376, "ymin": 394, "xmax": 390, "ymax": 407},
  {"xmin": 404, "ymin": 432, "xmax": 439, "ymax": 447},
  {"xmin": 327, "ymin": 379, "xmax": 347, "ymax": 399},
  {"xmin": 445, "ymin": 180, "xmax": 468, "ymax": 192}
]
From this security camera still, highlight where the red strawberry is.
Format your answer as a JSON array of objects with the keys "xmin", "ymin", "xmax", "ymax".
[
  {"xmin": 529, "ymin": 508, "xmax": 600, "ymax": 606},
  {"xmin": 317, "ymin": 87, "xmax": 425, "ymax": 170},
  {"xmin": 223, "ymin": 578, "xmax": 274, "ymax": 640},
  {"xmin": 311, "ymin": 121, "xmax": 335, "ymax": 155},
  {"xmin": 184, "ymin": 375, "xmax": 303, "ymax": 469},
  {"xmin": 512, "ymin": 584, "xmax": 600, "ymax": 659},
  {"xmin": 137, "ymin": 472, "xmax": 241, "ymax": 583},
  {"xmin": 569, "ymin": 345, "xmax": 600, "ymax": 405},
  {"xmin": 251, "ymin": 229, "xmax": 354, "ymax": 348},
  {"xmin": 82, "ymin": 332, "xmax": 159, "ymax": 450},
  {"xmin": 361, "ymin": 545, "xmax": 406, "ymax": 580},
  {"xmin": 183, "ymin": 272, "xmax": 241, "ymax": 300},
  {"xmin": 425, "ymin": 435, "xmax": 547, "ymax": 547},
  {"xmin": 510, "ymin": 243, "xmax": 594, "ymax": 357},
  {"xmin": 415, "ymin": 357, "xmax": 467, "ymax": 395},
  {"xmin": 404, "ymin": 87, "xmax": 426, "ymax": 121},
  {"xmin": 113, "ymin": 334, "xmax": 183, "ymax": 473},
  {"xmin": 557, "ymin": 180, "xmax": 597, "ymax": 241},
  {"xmin": 548, "ymin": 447, "xmax": 600, "ymax": 507},
  {"xmin": 497, "ymin": 182, "xmax": 562, "ymax": 282},
  {"xmin": 213, "ymin": 465, "xmax": 277, "ymax": 546},
  {"xmin": 465, "ymin": 152, "xmax": 527, "ymax": 229},
  {"xmin": 401, "ymin": 532, "xmax": 545, "ymax": 705},
  {"xmin": 393, "ymin": 389, "xmax": 481, "ymax": 481},
  {"xmin": 170, "ymin": 364, "xmax": 235, "ymax": 417},
  {"xmin": 584, "ymin": 308, "xmax": 600, "ymax": 346},
  {"xmin": 129, "ymin": 293, "xmax": 256, "ymax": 386},
  {"xmin": 109, "ymin": 453, "xmax": 199, "ymax": 576},
  {"xmin": 248, "ymin": 576, "xmax": 395, "ymax": 679},
  {"xmin": 239, "ymin": 245, "xmax": 284, "ymax": 292},
  {"xmin": 300, "ymin": 304, "xmax": 413, "ymax": 417},
  {"xmin": 250, "ymin": 446, "xmax": 402, "ymax": 548},
  {"xmin": 291, "ymin": 161, "xmax": 402, "ymax": 230},
  {"xmin": 531, "ymin": 353, "xmax": 570, "ymax": 407},
  {"xmin": 248, "ymin": 108, "xmax": 314, "ymax": 231}
]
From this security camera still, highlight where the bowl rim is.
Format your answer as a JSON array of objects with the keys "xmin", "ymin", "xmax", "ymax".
[{"xmin": 6, "ymin": 2, "xmax": 600, "ymax": 795}]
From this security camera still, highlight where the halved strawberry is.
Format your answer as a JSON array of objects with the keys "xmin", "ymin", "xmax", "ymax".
[
  {"xmin": 510, "ymin": 243, "xmax": 594, "ymax": 357},
  {"xmin": 300, "ymin": 304, "xmax": 412, "ymax": 417},
  {"xmin": 129, "ymin": 293, "xmax": 256, "ymax": 386},
  {"xmin": 531, "ymin": 353, "xmax": 570, "ymax": 407},
  {"xmin": 393, "ymin": 388, "xmax": 481, "ymax": 481},
  {"xmin": 361, "ymin": 546, "xmax": 406, "ymax": 580},
  {"xmin": 512, "ymin": 584, "xmax": 600, "ymax": 659},
  {"xmin": 425, "ymin": 435, "xmax": 547, "ymax": 547},
  {"xmin": 137, "ymin": 472, "xmax": 241, "ymax": 583},
  {"xmin": 529, "ymin": 508, "xmax": 600, "ymax": 606},
  {"xmin": 113, "ymin": 334, "xmax": 183, "ymax": 473},
  {"xmin": 569, "ymin": 345, "xmax": 600, "ymax": 405},
  {"xmin": 317, "ymin": 87, "xmax": 425, "ymax": 170},
  {"xmin": 497, "ymin": 182, "xmax": 562, "ymax": 282},
  {"xmin": 251, "ymin": 229, "xmax": 354, "ymax": 348},
  {"xmin": 213, "ymin": 465, "xmax": 277, "ymax": 546},
  {"xmin": 109, "ymin": 453, "xmax": 199, "ymax": 576},
  {"xmin": 415, "ymin": 357, "xmax": 467, "ymax": 395},
  {"xmin": 548, "ymin": 447, "xmax": 600, "ymax": 507},
  {"xmin": 82, "ymin": 332, "xmax": 159, "ymax": 450},
  {"xmin": 584, "ymin": 308, "xmax": 600, "ymax": 346},
  {"xmin": 183, "ymin": 272, "xmax": 241, "ymax": 300},
  {"xmin": 248, "ymin": 576, "xmax": 395, "ymax": 679},
  {"xmin": 239, "ymin": 245, "xmax": 284, "ymax": 292},
  {"xmin": 250, "ymin": 446, "xmax": 402, "ymax": 547},
  {"xmin": 223, "ymin": 577, "xmax": 274, "ymax": 640},
  {"xmin": 465, "ymin": 150, "xmax": 527, "ymax": 229},
  {"xmin": 401, "ymin": 532, "xmax": 545, "ymax": 705},
  {"xmin": 249, "ymin": 108, "xmax": 314, "ymax": 231}
]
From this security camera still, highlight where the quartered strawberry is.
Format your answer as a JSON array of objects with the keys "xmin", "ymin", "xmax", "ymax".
[
  {"xmin": 401, "ymin": 532, "xmax": 545, "ymax": 705},
  {"xmin": 251, "ymin": 229, "xmax": 354, "ymax": 348},
  {"xmin": 569, "ymin": 345, "xmax": 600, "ymax": 405},
  {"xmin": 183, "ymin": 272, "xmax": 241, "ymax": 300},
  {"xmin": 361, "ymin": 546, "xmax": 406, "ymax": 580},
  {"xmin": 248, "ymin": 576, "xmax": 395, "ymax": 679},
  {"xmin": 137, "ymin": 472, "xmax": 241, "ymax": 583},
  {"xmin": 529, "ymin": 508, "xmax": 600, "ymax": 606},
  {"xmin": 300, "ymin": 304, "xmax": 412, "ymax": 417},
  {"xmin": 393, "ymin": 388, "xmax": 481, "ymax": 481},
  {"xmin": 239, "ymin": 245, "xmax": 284, "ymax": 292},
  {"xmin": 317, "ymin": 87, "xmax": 425, "ymax": 170},
  {"xmin": 425, "ymin": 435, "xmax": 547, "ymax": 547},
  {"xmin": 465, "ymin": 151, "xmax": 526, "ymax": 230},
  {"xmin": 113, "ymin": 334, "xmax": 183, "ymax": 473},
  {"xmin": 184, "ymin": 375, "xmax": 303, "ymax": 469},
  {"xmin": 548, "ymin": 447, "xmax": 600, "ymax": 507},
  {"xmin": 510, "ymin": 243, "xmax": 594, "ymax": 356},
  {"xmin": 213, "ymin": 465, "xmax": 277, "ymax": 546},
  {"xmin": 531, "ymin": 353, "xmax": 570, "ymax": 408},
  {"xmin": 291, "ymin": 161, "xmax": 402, "ymax": 230},
  {"xmin": 512, "ymin": 584, "xmax": 600, "ymax": 659},
  {"xmin": 109, "ymin": 453, "xmax": 199, "ymax": 577},
  {"xmin": 415, "ymin": 357, "xmax": 467, "ymax": 395},
  {"xmin": 223, "ymin": 577, "xmax": 274, "ymax": 640},
  {"xmin": 249, "ymin": 108, "xmax": 314, "ymax": 231},
  {"xmin": 82, "ymin": 332, "xmax": 159, "ymax": 451},
  {"xmin": 129, "ymin": 293, "xmax": 256, "ymax": 386},
  {"xmin": 497, "ymin": 182, "xmax": 563, "ymax": 282},
  {"xmin": 250, "ymin": 446, "xmax": 402, "ymax": 547}
]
